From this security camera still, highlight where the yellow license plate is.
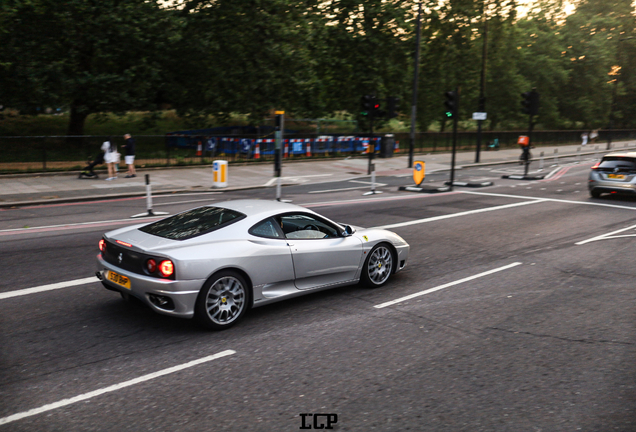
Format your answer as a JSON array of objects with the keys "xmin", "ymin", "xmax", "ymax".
[
  {"xmin": 107, "ymin": 270, "xmax": 131, "ymax": 289},
  {"xmin": 608, "ymin": 174, "xmax": 625, "ymax": 179}
]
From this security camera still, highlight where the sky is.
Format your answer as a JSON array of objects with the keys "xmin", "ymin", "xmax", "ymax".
[{"xmin": 516, "ymin": 0, "xmax": 577, "ymax": 17}]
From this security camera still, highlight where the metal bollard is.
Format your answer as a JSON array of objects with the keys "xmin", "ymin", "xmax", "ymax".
[
  {"xmin": 554, "ymin": 148, "xmax": 559, "ymax": 166},
  {"xmin": 577, "ymin": 146, "xmax": 581, "ymax": 163},
  {"xmin": 539, "ymin": 151, "xmax": 544, "ymax": 170},
  {"xmin": 131, "ymin": 174, "xmax": 169, "ymax": 218},
  {"xmin": 363, "ymin": 163, "xmax": 382, "ymax": 195}
]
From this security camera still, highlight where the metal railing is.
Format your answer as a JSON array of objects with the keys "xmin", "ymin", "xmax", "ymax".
[{"xmin": 1, "ymin": 129, "xmax": 634, "ymax": 174}]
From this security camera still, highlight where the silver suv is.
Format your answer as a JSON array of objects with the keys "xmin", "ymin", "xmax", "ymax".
[{"xmin": 589, "ymin": 152, "xmax": 636, "ymax": 198}]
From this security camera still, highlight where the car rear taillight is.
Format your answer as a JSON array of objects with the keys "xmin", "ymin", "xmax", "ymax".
[
  {"xmin": 146, "ymin": 259, "xmax": 157, "ymax": 273},
  {"xmin": 591, "ymin": 162, "xmax": 600, "ymax": 170},
  {"xmin": 99, "ymin": 239, "xmax": 106, "ymax": 252},
  {"xmin": 159, "ymin": 260, "xmax": 174, "ymax": 278}
]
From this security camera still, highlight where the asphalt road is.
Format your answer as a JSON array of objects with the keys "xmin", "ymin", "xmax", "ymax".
[{"xmin": 1, "ymin": 157, "xmax": 636, "ymax": 431}]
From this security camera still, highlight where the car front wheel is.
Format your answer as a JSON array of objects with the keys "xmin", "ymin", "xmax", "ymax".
[
  {"xmin": 195, "ymin": 270, "xmax": 250, "ymax": 330},
  {"xmin": 361, "ymin": 243, "xmax": 394, "ymax": 288}
]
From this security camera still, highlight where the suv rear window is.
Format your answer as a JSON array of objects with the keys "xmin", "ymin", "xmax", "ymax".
[
  {"xmin": 140, "ymin": 206, "xmax": 245, "ymax": 240},
  {"xmin": 598, "ymin": 157, "xmax": 636, "ymax": 172}
]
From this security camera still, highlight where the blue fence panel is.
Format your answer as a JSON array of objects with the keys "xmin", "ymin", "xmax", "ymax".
[{"xmin": 313, "ymin": 138, "xmax": 333, "ymax": 154}]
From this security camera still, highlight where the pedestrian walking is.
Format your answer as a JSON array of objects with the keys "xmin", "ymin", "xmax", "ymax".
[
  {"xmin": 123, "ymin": 133, "xmax": 136, "ymax": 178},
  {"xmin": 581, "ymin": 131, "xmax": 589, "ymax": 146},
  {"xmin": 102, "ymin": 137, "xmax": 118, "ymax": 180},
  {"xmin": 590, "ymin": 129, "xmax": 599, "ymax": 144}
]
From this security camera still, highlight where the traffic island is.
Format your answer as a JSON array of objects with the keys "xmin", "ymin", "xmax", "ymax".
[
  {"xmin": 398, "ymin": 184, "xmax": 452, "ymax": 193},
  {"xmin": 444, "ymin": 180, "xmax": 494, "ymax": 187},
  {"xmin": 501, "ymin": 173, "xmax": 545, "ymax": 180}
]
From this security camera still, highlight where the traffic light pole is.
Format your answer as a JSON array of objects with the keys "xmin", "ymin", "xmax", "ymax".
[
  {"xmin": 449, "ymin": 87, "xmax": 460, "ymax": 190},
  {"xmin": 475, "ymin": 5, "xmax": 488, "ymax": 164},
  {"xmin": 368, "ymin": 115, "xmax": 374, "ymax": 175},
  {"xmin": 274, "ymin": 111, "xmax": 284, "ymax": 201},
  {"xmin": 524, "ymin": 113, "xmax": 534, "ymax": 176},
  {"xmin": 408, "ymin": 1, "xmax": 423, "ymax": 169}
]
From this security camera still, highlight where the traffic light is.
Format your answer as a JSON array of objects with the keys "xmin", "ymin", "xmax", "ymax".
[
  {"xmin": 360, "ymin": 95, "xmax": 374, "ymax": 116},
  {"xmin": 387, "ymin": 97, "xmax": 400, "ymax": 118},
  {"xmin": 372, "ymin": 98, "xmax": 383, "ymax": 117},
  {"xmin": 444, "ymin": 91, "xmax": 457, "ymax": 119},
  {"xmin": 521, "ymin": 90, "xmax": 539, "ymax": 116}
]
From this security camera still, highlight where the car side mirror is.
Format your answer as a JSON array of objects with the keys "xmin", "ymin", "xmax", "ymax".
[{"xmin": 341, "ymin": 225, "xmax": 354, "ymax": 237}]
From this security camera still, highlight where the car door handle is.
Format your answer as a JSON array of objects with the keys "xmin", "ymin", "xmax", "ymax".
[{"xmin": 287, "ymin": 242, "xmax": 294, "ymax": 246}]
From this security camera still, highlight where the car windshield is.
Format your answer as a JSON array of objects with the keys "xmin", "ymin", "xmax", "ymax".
[
  {"xmin": 139, "ymin": 206, "xmax": 245, "ymax": 240},
  {"xmin": 598, "ymin": 157, "xmax": 636, "ymax": 171}
]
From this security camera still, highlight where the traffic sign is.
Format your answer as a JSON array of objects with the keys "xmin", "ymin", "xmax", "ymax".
[{"xmin": 413, "ymin": 160, "xmax": 425, "ymax": 186}]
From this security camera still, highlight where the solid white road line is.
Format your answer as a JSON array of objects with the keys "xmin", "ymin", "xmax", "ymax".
[
  {"xmin": 0, "ymin": 277, "xmax": 99, "ymax": 300},
  {"xmin": 374, "ymin": 262, "xmax": 523, "ymax": 309},
  {"xmin": 0, "ymin": 350, "xmax": 236, "ymax": 426},
  {"xmin": 309, "ymin": 184, "xmax": 387, "ymax": 194},
  {"xmin": 1, "ymin": 192, "xmax": 460, "ymax": 237},
  {"xmin": 460, "ymin": 190, "xmax": 636, "ymax": 211},
  {"xmin": 0, "ymin": 217, "xmax": 160, "ymax": 236},
  {"xmin": 374, "ymin": 200, "xmax": 546, "ymax": 230},
  {"xmin": 575, "ymin": 223, "xmax": 636, "ymax": 245},
  {"xmin": 264, "ymin": 174, "xmax": 333, "ymax": 187}
]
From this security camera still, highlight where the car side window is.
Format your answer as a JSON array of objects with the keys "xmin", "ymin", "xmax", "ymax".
[
  {"xmin": 279, "ymin": 213, "xmax": 339, "ymax": 239},
  {"xmin": 249, "ymin": 218, "xmax": 284, "ymax": 239}
]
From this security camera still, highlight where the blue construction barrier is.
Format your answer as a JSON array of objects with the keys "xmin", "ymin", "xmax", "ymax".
[{"xmin": 165, "ymin": 134, "xmax": 388, "ymax": 159}]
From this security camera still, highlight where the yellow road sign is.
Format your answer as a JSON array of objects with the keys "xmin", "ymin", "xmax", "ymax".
[{"xmin": 413, "ymin": 161, "xmax": 425, "ymax": 186}]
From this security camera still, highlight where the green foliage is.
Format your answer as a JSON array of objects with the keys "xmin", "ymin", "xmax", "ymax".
[
  {"xmin": 0, "ymin": 111, "xmax": 206, "ymax": 136},
  {"xmin": 0, "ymin": 0, "xmax": 177, "ymax": 135},
  {"xmin": 2, "ymin": 0, "xmax": 636, "ymax": 134}
]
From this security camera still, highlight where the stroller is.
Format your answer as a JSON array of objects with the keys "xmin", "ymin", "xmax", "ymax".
[{"xmin": 78, "ymin": 152, "xmax": 105, "ymax": 179}]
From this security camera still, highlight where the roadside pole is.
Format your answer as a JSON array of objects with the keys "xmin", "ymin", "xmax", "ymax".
[
  {"xmin": 131, "ymin": 175, "xmax": 169, "ymax": 218},
  {"xmin": 368, "ymin": 113, "xmax": 375, "ymax": 175},
  {"xmin": 449, "ymin": 87, "xmax": 460, "ymax": 190},
  {"xmin": 274, "ymin": 111, "xmax": 284, "ymax": 201},
  {"xmin": 524, "ymin": 112, "xmax": 534, "ymax": 177},
  {"xmin": 474, "ymin": 6, "xmax": 488, "ymax": 164},
  {"xmin": 408, "ymin": 1, "xmax": 423, "ymax": 169}
]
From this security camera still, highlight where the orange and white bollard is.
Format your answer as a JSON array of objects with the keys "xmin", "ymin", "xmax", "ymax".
[
  {"xmin": 254, "ymin": 141, "xmax": 261, "ymax": 159},
  {"xmin": 284, "ymin": 140, "xmax": 289, "ymax": 158},
  {"xmin": 306, "ymin": 139, "xmax": 312, "ymax": 157},
  {"xmin": 196, "ymin": 141, "xmax": 202, "ymax": 156}
]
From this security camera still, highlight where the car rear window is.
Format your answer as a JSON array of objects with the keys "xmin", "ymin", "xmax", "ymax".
[
  {"xmin": 598, "ymin": 157, "xmax": 636, "ymax": 171},
  {"xmin": 139, "ymin": 206, "xmax": 245, "ymax": 240}
]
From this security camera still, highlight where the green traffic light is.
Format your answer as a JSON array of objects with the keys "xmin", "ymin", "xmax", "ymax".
[{"xmin": 445, "ymin": 111, "xmax": 453, "ymax": 118}]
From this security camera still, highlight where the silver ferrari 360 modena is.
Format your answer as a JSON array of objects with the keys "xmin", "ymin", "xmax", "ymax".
[{"xmin": 96, "ymin": 199, "xmax": 409, "ymax": 330}]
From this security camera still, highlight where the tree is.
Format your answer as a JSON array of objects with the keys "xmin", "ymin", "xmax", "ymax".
[
  {"xmin": 559, "ymin": 0, "xmax": 635, "ymax": 128},
  {"xmin": 165, "ymin": 0, "xmax": 327, "ymax": 124},
  {"xmin": 0, "ymin": 0, "xmax": 176, "ymax": 135}
]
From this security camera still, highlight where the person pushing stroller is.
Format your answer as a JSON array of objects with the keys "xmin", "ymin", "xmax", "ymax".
[{"xmin": 78, "ymin": 146, "xmax": 106, "ymax": 179}]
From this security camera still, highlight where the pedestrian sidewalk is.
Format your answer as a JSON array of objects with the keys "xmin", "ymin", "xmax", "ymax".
[{"xmin": 0, "ymin": 141, "xmax": 633, "ymax": 208}]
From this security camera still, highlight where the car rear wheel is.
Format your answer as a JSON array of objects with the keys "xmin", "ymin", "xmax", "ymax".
[
  {"xmin": 195, "ymin": 270, "xmax": 250, "ymax": 330},
  {"xmin": 361, "ymin": 243, "xmax": 394, "ymax": 288},
  {"xmin": 590, "ymin": 189, "xmax": 602, "ymax": 198}
]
